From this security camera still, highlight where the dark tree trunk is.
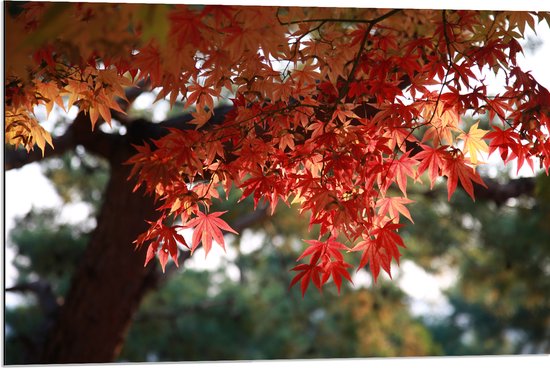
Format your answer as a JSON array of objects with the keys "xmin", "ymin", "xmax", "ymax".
[{"xmin": 40, "ymin": 143, "xmax": 161, "ymax": 363}]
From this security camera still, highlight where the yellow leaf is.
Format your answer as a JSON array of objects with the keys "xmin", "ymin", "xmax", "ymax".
[
  {"xmin": 35, "ymin": 80, "xmax": 66, "ymax": 116},
  {"xmin": 29, "ymin": 120, "xmax": 54, "ymax": 156},
  {"xmin": 5, "ymin": 108, "xmax": 54, "ymax": 156},
  {"xmin": 458, "ymin": 121, "xmax": 489, "ymax": 165}
]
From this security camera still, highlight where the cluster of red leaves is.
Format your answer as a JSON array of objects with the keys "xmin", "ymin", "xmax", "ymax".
[{"xmin": 5, "ymin": 5, "xmax": 550, "ymax": 295}]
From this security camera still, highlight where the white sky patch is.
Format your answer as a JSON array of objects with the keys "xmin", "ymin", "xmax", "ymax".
[
  {"xmin": 133, "ymin": 92, "xmax": 172, "ymax": 122},
  {"xmin": 181, "ymin": 231, "xmax": 242, "ymax": 296},
  {"xmin": 397, "ymin": 260, "xmax": 455, "ymax": 317},
  {"xmin": 4, "ymin": 164, "xmax": 96, "ymax": 308},
  {"xmin": 239, "ymin": 229, "xmax": 265, "ymax": 255},
  {"xmin": 4, "ymin": 164, "xmax": 62, "ymax": 230},
  {"xmin": 4, "ymin": 164, "xmax": 60, "ymax": 306},
  {"xmin": 351, "ymin": 268, "xmax": 373, "ymax": 289}
]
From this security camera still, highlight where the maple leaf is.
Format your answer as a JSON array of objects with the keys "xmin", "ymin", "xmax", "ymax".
[
  {"xmin": 169, "ymin": 6, "xmax": 204, "ymax": 48},
  {"xmin": 388, "ymin": 151, "xmax": 418, "ymax": 196},
  {"xmin": 485, "ymin": 125, "xmax": 520, "ymax": 163},
  {"xmin": 485, "ymin": 95, "xmax": 510, "ymax": 122},
  {"xmin": 511, "ymin": 142, "xmax": 536, "ymax": 175},
  {"xmin": 6, "ymin": 4, "xmax": 550, "ymax": 296},
  {"xmin": 35, "ymin": 80, "xmax": 65, "ymax": 116},
  {"xmin": 134, "ymin": 43, "xmax": 162, "ymax": 85},
  {"xmin": 352, "ymin": 237, "xmax": 385, "ymax": 283},
  {"xmin": 5, "ymin": 107, "xmax": 54, "ymax": 156},
  {"xmin": 184, "ymin": 211, "xmax": 238, "ymax": 256},
  {"xmin": 353, "ymin": 222, "xmax": 404, "ymax": 282},
  {"xmin": 321, "ymin": 260, "xmax": 353, "ymax": 294},
  {"xmin": 298, "ymin": 237, "xmax": 349, "ymax": 264},
  {"xmin": 185, "ymin": 82, "xmax": 218, "ymax": 110},
  {"xmin": 137, "ymin": 221, "xmax": 188, "ymax": 273},
  {"xmin": 458, "ymin": 121, "xmax": 489, "ymax": 165},
  {"xmin": 189, "ymin": 109, "xmax": 213, "ymax": 130},
  {"xmin": 414, "ymin": 144, "xmax": 450, "ymax": 189},
  {"xmin": 289, "ymin": 263, "xmax": 323, "ymax": 297},
  {"xmin": 443, "ymin": 154, "xmax": 487, "ymax": 201},
  {"xmin": 376, "ymin": 196, "xmax": 414, "ymax": 223}
]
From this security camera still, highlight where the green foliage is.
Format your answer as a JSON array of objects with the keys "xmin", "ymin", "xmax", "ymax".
[
  {"xmin": 42, "ymin": 149, "xmax": 109, "ymax": 210},
  {"xmin": 410, "ymin": 175, "xmax": 550, "ymax": 354},
  {"xmin": 9, "ymin": 208, "xmax": 89, "ymax": 297},
  {"xmin": 4, "ymin": 305, "xmax": 45, "ymax": 364}
]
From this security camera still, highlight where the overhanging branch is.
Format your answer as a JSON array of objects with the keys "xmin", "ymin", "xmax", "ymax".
[
  {"xmin": 5, "ymin": 112, "xmax": 119, "ymax": 170},
  {"xmin": 474, "ymin": 177, "xmax": 536, "ymax": 205}
]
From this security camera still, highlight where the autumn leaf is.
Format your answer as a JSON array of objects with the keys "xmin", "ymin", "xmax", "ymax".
[
  {"xmin": 376, "ymin": 196, "xmax": 415, "ymax": 223},
  {"xmin": 485, "ymin": 125, "xmax": 521, "ymax": 163},
  {"xmin": 321, "ymin": 260, "xmax": 353, "ymax": 294},
  {"xmin": 414, "ymin": 144, "xmax": 450, "ymax": 189},
  {"xmin": 5, "ymin": 107, "xmax": 54, "ymax": 156},
  {"xmin": 184, "ymin": 211, "xmax": 238, "ymax": 256},
  {"xmin": 443, "ymin": 155, "xmax": 487, "ymax": 201},
  {"xmin": 6, "ymin": 4, "xmax": 550, "ymax": 295},
  {"xmin": 298, "ymin": 237, "xmax": 349, "ymax": 263},
  {"xmin": 458, "ymin": 121, "xmax": 489, "ymax": 165},
  {"xmin": 35, "ymin": 80, "xmax": 65, "ymax": 116},
  {"xmin": 290, "ymin": 263, "xmax": 323, "ymax": 297},
  {"xmin": 389, "ymin": 151, "xmax": 418, "ymax": 196},
  {"xmin": 136, "ymin": 221, "xmax": 188, "ymax": 273},
  {"xmin": 352, "ymin": 237, "xmax": 386, "ymax": 283},
  {"xmin": 350, "ymin": 222, "xmax": 402, "ymax": 282}
]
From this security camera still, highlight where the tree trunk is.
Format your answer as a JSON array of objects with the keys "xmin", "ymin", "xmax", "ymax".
[{"xmin": 40, "ymin": 145, "xmax": 161, "ymax": 363}]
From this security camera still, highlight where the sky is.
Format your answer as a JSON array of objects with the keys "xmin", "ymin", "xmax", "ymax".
[{"xmin": 3, "ymin": 5, "xmax": 550, "ymax": 316}]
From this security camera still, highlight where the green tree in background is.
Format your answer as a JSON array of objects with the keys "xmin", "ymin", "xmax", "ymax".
[{"xmin": 422, "ymin": 178, "xmax": 550, "ymax": 354}]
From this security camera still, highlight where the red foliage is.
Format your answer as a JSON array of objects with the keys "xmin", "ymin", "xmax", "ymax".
[{"xmin": 5, "ymin": 5, "xmax": 550, "ymax": 294}]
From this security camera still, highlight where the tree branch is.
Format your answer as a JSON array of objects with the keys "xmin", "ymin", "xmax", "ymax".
[
  {"xmin": 5, "ymin": 112, "xmax": 119, "ymax": 170},
  {"xmin": 338, "ymin": 9, "xmax": 402, "ymax": 101},
  {"xmin": 6, "ymin": 280, "xmax": 59, "ymax": 317},
  {"xmin": 474, "ymin": 177, "xmax": 536, "ymax": 205},
  {"xmin": 277, "ymin": 8, "xmax": 402, "ymax": 26},
  {"xmin": 420, "ymin": 176, "xmax": 537, "ymax": 205},
  {"xmin": 5, "ymin": 130, "xmax": 76, "ymax": 170}
]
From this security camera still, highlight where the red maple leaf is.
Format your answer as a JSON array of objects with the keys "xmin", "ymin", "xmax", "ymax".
[
  {"xmin": 443, "ymin": 155, "xmax": 487, "ymax": 201},
  {"xmin": 376, "ymin": 196, "xmax": 414, "ymax": 223},
  {"xmin": 388, "ymin": 150, "xmax": 418, "ymax": 196},
  {"xmin": 414, "ymin": 144, "xmax": 450, "ymax": 188},
  {"xmin": 137, "ymin": 220, "xmax": 188, "ymax": 273},
  {"xmin": 321, "ymin": 260, "xmax": 353, "ymax": 294},
  {"xmin": 184, "ymin": 211, "xmax": 238, "ymax": 256},
  {"xmin": 352, "ymin": 222, "xmax": 405, "ymax": 282},
  {"xmin": 298, "ymin": 237, "xmax": 349, "ymax": 263},
  {"xmin": 290, "ymin": 263, "xmax": 323, "ymax": 297},
  {"xmin": 353, "ymin": 237, "xmax": 390, "ymax": 283},
  {"xmin": 485, "ymin": 125, "xmax": 520, "ymax": 163}
]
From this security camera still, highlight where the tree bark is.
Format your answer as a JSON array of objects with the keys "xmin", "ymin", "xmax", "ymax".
[{"xmin": 39, "ymin": 143, "xmax": 161, "ymax": 363}]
